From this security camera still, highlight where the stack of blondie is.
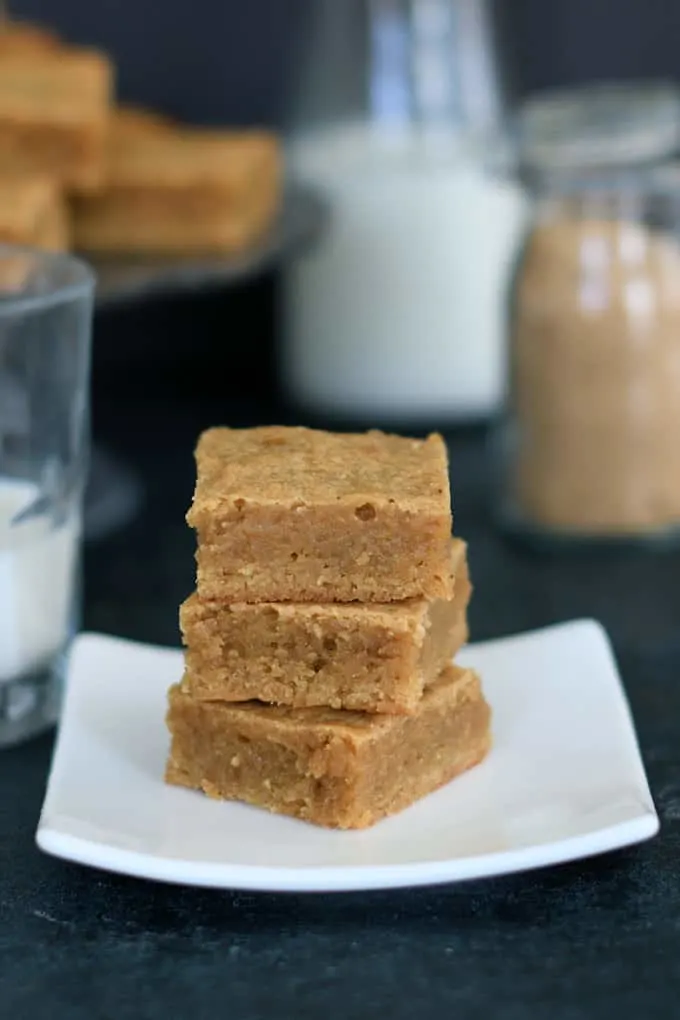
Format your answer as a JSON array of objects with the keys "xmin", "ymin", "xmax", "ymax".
[
  {"xmin": 165, "ymin": 426, "xmax": 491, "ymax": 829},
  {"xmin": 0, "ymin": 19, "xmax": 282, "ymax": 255}
]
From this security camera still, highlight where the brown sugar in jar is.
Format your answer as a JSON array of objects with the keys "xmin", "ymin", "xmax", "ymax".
[{"xmin": 506, "ymin": 206, "xmax": 680, "ymax": 537}]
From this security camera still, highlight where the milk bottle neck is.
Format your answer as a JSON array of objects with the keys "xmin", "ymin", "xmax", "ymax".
[{"xmin": 287, "ymin": 0, "xmax": 511, "ymax": 144}]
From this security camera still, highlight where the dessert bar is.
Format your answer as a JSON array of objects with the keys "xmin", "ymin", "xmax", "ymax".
[
  {"xmin": 0, "ymin": 47, "xmax": 113, "ymax": 192},
  {"xmin": 166, "ymin": 663, "xmax": 490, "ymax": 829},
  {"xmin": 72, "ymin": 127, "xmax": 280, "ymax": 254},
  {"xmin": 180, "ymin": 541, "xmax": 470, "ymax": 714},
  {"xmin": 187, "ymin": 426, "xmax": 453, "ymax": 603},
  {"xmin": 0, "ymin": 174, "xmax": 69, "ymax": 250}
]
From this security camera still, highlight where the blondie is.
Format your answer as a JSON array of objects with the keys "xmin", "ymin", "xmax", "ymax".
[
  {"xmin": 181, "ymin": 540, "xmax": 470, "ymax": 714},
  {"xmin": 72, "ymin": 127, "xmax": 280, "ymax": 254},
  {"xmin": 0, "ymin": 175, "xmax": 69, "ymax": 251},
  {"xmin": 187, "ymin": 426, "xmax": 453, "ymax": 603},
  {"xmin": 0, "ymin": 20, "xmax": 59, "ymax": 54},
  {"xmin": 165, "ymin": 663, "xmax": 490, "ymax": 829},
  {"xmin": 109, "ymin": 104, "xmax": 175, "ymax": 141},
  {"xmin": 0, "ymin": 47, "xmax": 113, "ymax": 192}
]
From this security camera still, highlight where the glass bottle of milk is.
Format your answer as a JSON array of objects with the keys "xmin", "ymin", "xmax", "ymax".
[
  {"xmin": 283, "ymin": 0, "xmax": 527, "ymax": 424},
  {"xmin": 0, "ymin": 249, "xmax": 93, "ymax": 747}
]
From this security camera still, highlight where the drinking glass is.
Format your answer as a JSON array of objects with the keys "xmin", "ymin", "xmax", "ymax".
[{"xmin": 0, "ymin": 247, "xmax": 94, "ymax": 747}]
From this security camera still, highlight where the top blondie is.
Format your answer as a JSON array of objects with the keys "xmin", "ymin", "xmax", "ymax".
[{"xmin": 187, "ymin": 426, "xmax": 453, "ymax": 603}]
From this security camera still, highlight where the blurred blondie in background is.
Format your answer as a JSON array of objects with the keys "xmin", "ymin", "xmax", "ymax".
[{"xmin": 0, "ymin": 11, "xmax": 281, "ymax": 256}]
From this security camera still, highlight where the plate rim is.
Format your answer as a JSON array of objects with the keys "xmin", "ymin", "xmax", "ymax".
[
  {"xmin": 36, "ymin": 811, "xmax": 659, "ymax": 893},
  {"xmin": 35, "ymin": 618, "xmax": 660, "ymax": 893}
]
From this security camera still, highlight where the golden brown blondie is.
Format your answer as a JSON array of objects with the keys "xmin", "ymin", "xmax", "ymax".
[
  {"xmin": 181, "ymin": 540, "xmax": 470, "ymax": 714},
  {"xmin": 0, "ymin": 20, "xmax": 60, "ymax": 54},
  {"xmin": 187, "ymin": 426, "xmax": 453, "ymax": 603},
  {"xmin": 165, "ymin": 663, "xmax": 491, "ymax": 829},
  {"xmin": 109, "ymin": 104, "xmax": 175, "ymax": 141},
  {"xmin": 0, "ymin": 47, "xmax": 113, "ymax": 193},
  {"xmin": 71, "ymin": 127, "xmax": 281, "ymax": 254},
  {"xmin": 0, "ymin": 174, "xmax": 69, "ymax": 250}
]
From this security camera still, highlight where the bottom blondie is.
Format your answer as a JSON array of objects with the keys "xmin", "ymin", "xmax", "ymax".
[{"xmin": 165, "ymin": 664, "xmax": 491, "ymax": 829}]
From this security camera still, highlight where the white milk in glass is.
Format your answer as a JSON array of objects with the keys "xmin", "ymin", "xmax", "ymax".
[
  {"xmin": 284, "ymin": 122, "xmax": 527, "ymax": 421},
  {"xmin": 0, "ymin": 477, "xmax": 79, "ymax": 683}
]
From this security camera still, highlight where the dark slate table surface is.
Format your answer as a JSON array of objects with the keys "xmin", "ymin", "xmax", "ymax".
[{"xmin": 3, "ymin": 284, "xmax": 680, "ymax": 1019}]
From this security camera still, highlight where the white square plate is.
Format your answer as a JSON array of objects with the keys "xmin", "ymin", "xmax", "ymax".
[{"xmin": 36, "ymin": 620, "xmax": 658, "ymax": 892}]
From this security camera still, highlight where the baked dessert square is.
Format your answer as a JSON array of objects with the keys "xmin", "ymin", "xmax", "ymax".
[
  {"xmin": 71, "ymin": 126, "xmax": 281, "ymax": 254},
  {"xmin": 0, "ymin": 20, "xmax": 60, "ymax": 54},
  {"xmin": 165, "ymin": 663, "xmax": 491, "ymax": 829},
  {"xmin": 180, "ymin": 540, "xmax": 470, "ymax": 714},
  {"xmin": 187, "ymin": 426, "xmax": 453, "ymax": 603},
  {"xmin": 0, "ymin": 174, "xmax": 69, "ymax": 250},
  {"xmin": 110, "ymin": 104, "xmax": 175, "ymax": 141},
  {"xmin": 0, "ymin": 47, "xmax": 113, "ymax": 193}
]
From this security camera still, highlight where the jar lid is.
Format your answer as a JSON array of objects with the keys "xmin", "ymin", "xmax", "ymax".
[{"xmin": 518, "ymin": 82, "xmax": 680, "ymax": 173}]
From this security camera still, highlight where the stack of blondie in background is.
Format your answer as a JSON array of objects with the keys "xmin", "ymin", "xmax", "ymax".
[
  {"xmin": 0, "ymin": 19, "xmax": 281, "ymax": 256},
  {"xmin": 165, "ymin": 426, "xmax": 491, "ymax": 829}
]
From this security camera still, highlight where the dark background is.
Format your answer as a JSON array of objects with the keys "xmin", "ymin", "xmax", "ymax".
[{"xmin": 11, "ymin": 0, "xmax": 680, "ymax": 125}]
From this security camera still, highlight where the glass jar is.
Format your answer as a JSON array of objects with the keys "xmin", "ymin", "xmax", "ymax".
[{"xmin": 499, "ymin": 83, "xmax": 680, "ymax": 541}]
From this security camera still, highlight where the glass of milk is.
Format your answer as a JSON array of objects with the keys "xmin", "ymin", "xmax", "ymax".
[
  {"xmin": 283, "ymin": 0, "xmax": 527, "ymax": 425},
  {"xmin": 0, "ymin": 247, "xmax": 94, "ymax": 747}
]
